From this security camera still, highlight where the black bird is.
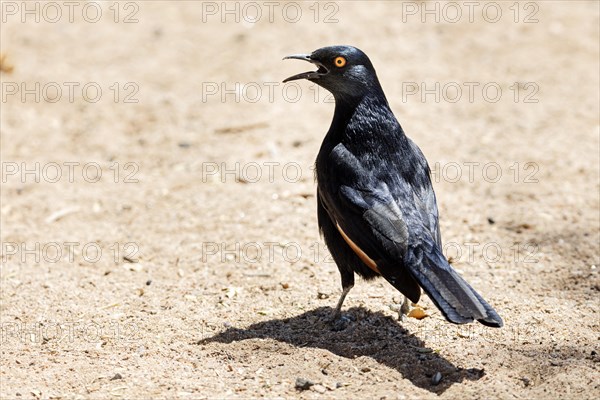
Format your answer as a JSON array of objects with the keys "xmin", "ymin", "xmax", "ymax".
[{"xmin": 283, "ymin": 46, "xmax": 503, "ymax": 327}]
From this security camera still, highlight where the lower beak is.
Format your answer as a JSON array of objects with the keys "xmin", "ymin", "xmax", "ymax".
[{"xmin": 283, "ymin": 53, "xmax": 327, "ymax": 83}]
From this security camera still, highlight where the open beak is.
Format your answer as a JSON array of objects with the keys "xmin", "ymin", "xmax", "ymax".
[{"xmin": 283, "ymin": 53, "xmax": 329, "ymax": 83}]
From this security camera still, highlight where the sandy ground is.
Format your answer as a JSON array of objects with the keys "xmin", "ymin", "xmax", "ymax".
[{"xmin": 1, "ymin": 1, "xmax": 599, "ymax": 399}]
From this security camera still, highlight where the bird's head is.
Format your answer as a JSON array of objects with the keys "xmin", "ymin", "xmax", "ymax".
[{"xmin": 283, "ymin": 45, "xmax": 382, "ymax": 101}]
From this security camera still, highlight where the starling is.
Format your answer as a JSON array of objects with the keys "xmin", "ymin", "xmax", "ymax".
[{"xmin": 284, "ymin": 45, "xmax": 503, "ymax": 327}]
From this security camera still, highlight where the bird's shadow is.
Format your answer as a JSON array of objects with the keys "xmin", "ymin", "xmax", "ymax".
[{"xmin": 198, "ymin": 306, "xmax": 485, "ymax": 394}]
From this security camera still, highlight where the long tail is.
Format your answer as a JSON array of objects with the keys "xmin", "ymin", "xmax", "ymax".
[{"xmin": 405, "ymin": 238, "xmax": 503, "ymax": 327}]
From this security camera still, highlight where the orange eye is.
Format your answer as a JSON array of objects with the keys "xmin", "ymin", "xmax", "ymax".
[{"xmin": 334, "ymin": 56, "xmax": 346, "ymax": 68}]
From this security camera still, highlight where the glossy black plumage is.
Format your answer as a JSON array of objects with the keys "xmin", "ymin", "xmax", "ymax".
[{"xmin": 284, "ymin": 46, "xmax": 503, "ymax": 327}]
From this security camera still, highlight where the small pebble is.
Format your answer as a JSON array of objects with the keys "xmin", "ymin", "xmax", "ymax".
[
  {"xmin": 431, "ymin": 372, "xmax": 442, "ymax": 385},
  {"xmin": 416, "ymin": 347, "xmax": 433, "ymax": 353},
  {"xmin": 295, "ymin": 378, "xmax": 314, "ymax": 391},
  {"xmin": 312, "ymin": 384, "xmax": 327, "ymax": 394},
  {"xmin": 110, "ymin": 373, "xmax": 123, "ymax": 381},
  {"xmin": 146, "ymin": 280, "xmax": 152, "ymax": 286}
]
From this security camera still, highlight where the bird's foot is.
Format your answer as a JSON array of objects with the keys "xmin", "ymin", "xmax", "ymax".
[
  {"xmin": 392, "ymin": 296, "xmax": 412, "ymax": 321},
  {"xmin": 328, "ymin": 306, "xmax": 355, "ymax": 331},
  {"xmin": 328, "ymin": 308, "xmax": 341, "ymax": 323},
  {"xmin": 400, "ymin": 296, "xmax": 411, "ymax": 316},
  {"xmin": 329, "ymin": 313, "xmax": 354, "ymax": 331}
]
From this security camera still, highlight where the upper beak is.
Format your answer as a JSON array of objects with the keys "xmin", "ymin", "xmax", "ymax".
[{"xmin": 283, "ymin": 53, "xmax": 328, "ymax": 83}]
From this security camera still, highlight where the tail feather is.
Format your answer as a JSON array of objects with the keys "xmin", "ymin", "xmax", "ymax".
[{"xmin": 405, "ymin": 239, "xmax": 503, "ymax": 327}]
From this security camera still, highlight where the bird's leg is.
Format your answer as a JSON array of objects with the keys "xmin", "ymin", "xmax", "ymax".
[
  {"xmin": 331, "ymin": 285, "xmax": 353, "ymax": 320},
  {"xmin": 330, "ymin": 269, "xmax": 354, "ymax": 321},
  {"xmin": 400, "ymin": 295, "xmax": 411, "ymax": 315},
  {"xmin": 399, "ymin": 295, "xmax": 411, "ymax": 319}
]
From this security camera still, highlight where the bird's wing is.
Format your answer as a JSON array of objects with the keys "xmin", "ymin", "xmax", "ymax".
[
  {"xmin": 321, "ymin": 142, "xmax": 431, "ymax": 257},
  {"xmin": 405, "ymin": 138, "xmax": 442, "ymax": 247},
  {"xmin": 320, "ymin": 143, "xmax": 503, "ymax": 326}
]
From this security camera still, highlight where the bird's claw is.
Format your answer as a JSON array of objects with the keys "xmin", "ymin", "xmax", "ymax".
[
  {"xmin": 328, "ymin": 307, "xmax": 355, "ymax": 331},
  {"xmin": 330, "ymin": 314, "xmax": 353, "ymax": 331}
]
